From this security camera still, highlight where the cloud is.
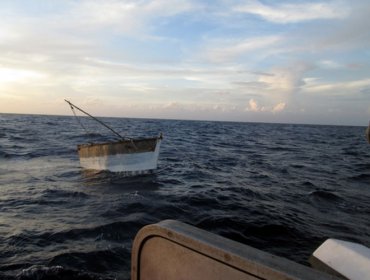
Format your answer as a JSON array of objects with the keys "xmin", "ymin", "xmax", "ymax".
[
  {"xmin": 245, "ymin": 98, "xmax": 286, "ymax": 113},
  {"xmin": 233, "ymin": 1, "xmax": 349, "ymax": 24},
  {"xmin": 0, "ymin": 67, "xmax": 45, "ymax": 84},
  {"xmin": 258, "ymin": 62, "xmax": 313, "ymax": 95},
  {"xmin": 0, "ymin": 1, "xmax": 369, "ymax": 125},
  {"xmin": 248, "ymin": 98, "xmax": 259, "ymax": 112},
  {"xmin": 157, "ymin": 101, "xmax": 238, "ymax": 118},
  {"xmin": 201, "ymin": 36, "xmax": 281, "ymax": 63},
  {"xmin": 281, "ymin": 1, "xmax": 370, "ymax": 53},
  {"xmin": 272, "ymin": 102, "xmax": 286, "ymax": 113},
  {"xmin": 68, "ymin": 0, "xmax": 197, "ymax": 34},
  {"xmin": 162, "ymin": 101, "xmax": 181, "ymax": 109},
  {"xmin": 318, "ymin": 60, "xmax": 343, "ymax": 69},
  {"xmin": 303, "ymin": 78, "xmax": 370, "ymax": 94}
]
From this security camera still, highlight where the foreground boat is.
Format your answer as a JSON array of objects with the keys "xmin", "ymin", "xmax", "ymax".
[
  {"xmin": 132, "ymin": 220, "xmax": 369, "ymax": 279},
  {"xmin": 310, "ymin": 238, "xmax": 370, "ymax": 280},
  {"xmin": 65, "ymin": 100, "xmax": 162, "ymax": 175},
  {"xmin": 131, "ymin": 220, "xmax": 340, "ymax": 280}
]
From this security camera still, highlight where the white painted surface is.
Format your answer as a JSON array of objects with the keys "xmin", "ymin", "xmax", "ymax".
[
  {"xmin": 80, "ymin": 139, "xmax": 161, "ymax": 173},
  {"xmin": 313, "ymin": 238, "xmax": 370, "ymax": 280}
]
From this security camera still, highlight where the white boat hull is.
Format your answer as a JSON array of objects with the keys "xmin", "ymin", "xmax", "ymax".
[{"xmin": 78, "ymin": 137, "xmax": 162, "ymax": 175}]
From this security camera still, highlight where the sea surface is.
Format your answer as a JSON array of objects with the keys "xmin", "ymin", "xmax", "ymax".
[{"xmin": 0, "ymin": 113, "xmax": 369, "ymax": 280}]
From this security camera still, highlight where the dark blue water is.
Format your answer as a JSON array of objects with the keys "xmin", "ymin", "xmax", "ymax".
[{"xmin": 0, "ymin": 113, "xmax": 369, "ymax": 279}]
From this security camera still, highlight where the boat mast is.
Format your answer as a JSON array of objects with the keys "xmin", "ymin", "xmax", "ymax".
[{"xmin": 65, "ymin": 99, "xmax": 125, "ymax": 141}]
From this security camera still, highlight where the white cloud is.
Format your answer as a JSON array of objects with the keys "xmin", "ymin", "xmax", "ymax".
[
  {"xmin": 0, "ymin": 0, "xmax": 368, "ymax": 125},
  {"xmin": 69, "ymin": 0, "xmax": 197, "ymax": 34},
  {"xmin": 162, "ymin": 101, "xmax": 181, "ymax": 109},
  {"xmin": 201, "ymin": 36, "xmax": 281, "ymax": 63},
  {"xmin": 0, "ymin": 67, "xmax": 47, "ymax": 98},
  {"xmin": 0, "ymin": 68, "xmax": 45, "ymax": 84},
  {"xmin": 258, "ymin": 62, "xmax": 312, "ymax": 95},
  {"xmin": 303, "ymin": 78, "xmax": 370, "ymax": 94},
  {"xmin": 248, "ymin": 98, "xmax": 259, "ymax": 112},
  {"xmin": 234, "ymin": 1, "xmax": 349, "ymax": 24},
  {"xmin": 245, "ymin": 98, "xmax": 286, "ymax": 113},
  {"xmin": 285, "ymin": 1, "xmax": 370, "ymax": 53},
  {"xmin": 272, "ymin": 102, "xmax": 286, "ymax": 113},
  {"xmin": 318, "ymin": 60, "xmax": 343, "ymax": 69},
  {"xmin": 0, "ymin": 25, "xmax": 21, "ymax": 41}
]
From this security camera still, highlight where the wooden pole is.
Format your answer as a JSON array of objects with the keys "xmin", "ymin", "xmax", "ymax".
[{"xmin": 65, "ymin": 99, "xmax": 125, "ymax": 140}]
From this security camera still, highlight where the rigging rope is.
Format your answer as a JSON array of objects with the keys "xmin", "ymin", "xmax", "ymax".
[
  {"xmin": 65, "ymin": 99, "xmax": 125, "ymax": 141},
  {"xmin": 69, "ymin": 103, "xmax": 91, "ymax": 136}
]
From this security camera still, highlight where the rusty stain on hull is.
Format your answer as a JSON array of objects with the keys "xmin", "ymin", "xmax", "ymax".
[{"xmin": 78, "ymin": 137, "xmax": 159, "ymax": 158}]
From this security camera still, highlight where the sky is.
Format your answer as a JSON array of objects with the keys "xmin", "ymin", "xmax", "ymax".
[{"xmin": 0, "ymin": 0, "xmax": 369, "ymax": 125}]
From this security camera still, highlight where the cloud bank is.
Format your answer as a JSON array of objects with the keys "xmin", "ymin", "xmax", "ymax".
[{"xmin": 0, "ymin": 0, "xmax": 369, "ymax": 125}]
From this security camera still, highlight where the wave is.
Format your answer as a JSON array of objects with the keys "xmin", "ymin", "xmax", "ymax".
[
  {"xmin": 5, "ymin": 220, "xmax": 146, "ymax": 250},
  {"xmin": 14, "ymin": 264, "xmax": 116, "ymax": 280},
  {"xmin": 48, "ymin": 247, "xmax": 130, "ymax": 276},
  {"xmin": 348, "ymin": 173, "xmax": 370, "ymax": 182},
  {"xmin": 0, "ymin": 151, "xmax": 11, "ymax": 159},
  {"xmin": 40, "ymin": 189, "xmax": 89, "ymax": 200},
  {"xmin": 309, "ymin": 190, "xmax": 343, "ymax": 202},
  {"xmin": 1, "ymin": 114, "xmax": 370, "ymax": 278}
]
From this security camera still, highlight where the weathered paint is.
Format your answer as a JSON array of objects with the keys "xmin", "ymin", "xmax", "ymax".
[
  {"xmin": 78, "ymin": 137, "xmax": 161, "ymax": 173},
  {"xmin": 131, "ymin": 220, "xmax": 339, "ymax": 280},
  {"xmin": 78, "ymin": 137, "xmax": 158, "ymax": 158},
  {"xmin": 311, "ymin": 238, "xmax": 370, "ymax": 280}
]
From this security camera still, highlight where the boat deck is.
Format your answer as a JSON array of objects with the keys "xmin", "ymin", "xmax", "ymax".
[{"xmin": 131, "ymin": 220, "xmax": 341, "ymax": 280}]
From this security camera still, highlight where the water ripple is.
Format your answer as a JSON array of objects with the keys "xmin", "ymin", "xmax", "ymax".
[{"xmin": 0, "ymin": 114, "xmax": 369, "ymax": 279}]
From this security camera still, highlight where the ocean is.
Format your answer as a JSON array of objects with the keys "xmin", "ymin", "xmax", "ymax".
[{"xmin": 0, "ymin": 113, "xmax": 369, "ymax": 280}]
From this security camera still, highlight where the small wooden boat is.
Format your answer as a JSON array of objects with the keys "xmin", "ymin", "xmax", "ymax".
[
  {"xmin": 65, "ymin": 100, "xmax": 162, "ymax": 175},
  {"xmin": 78, "ymin": 136, "xmax": 162, "ymax": 175},
  {"xmin": 366, "ymin": 122, "xmax": 370, "ymax": 144}
]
